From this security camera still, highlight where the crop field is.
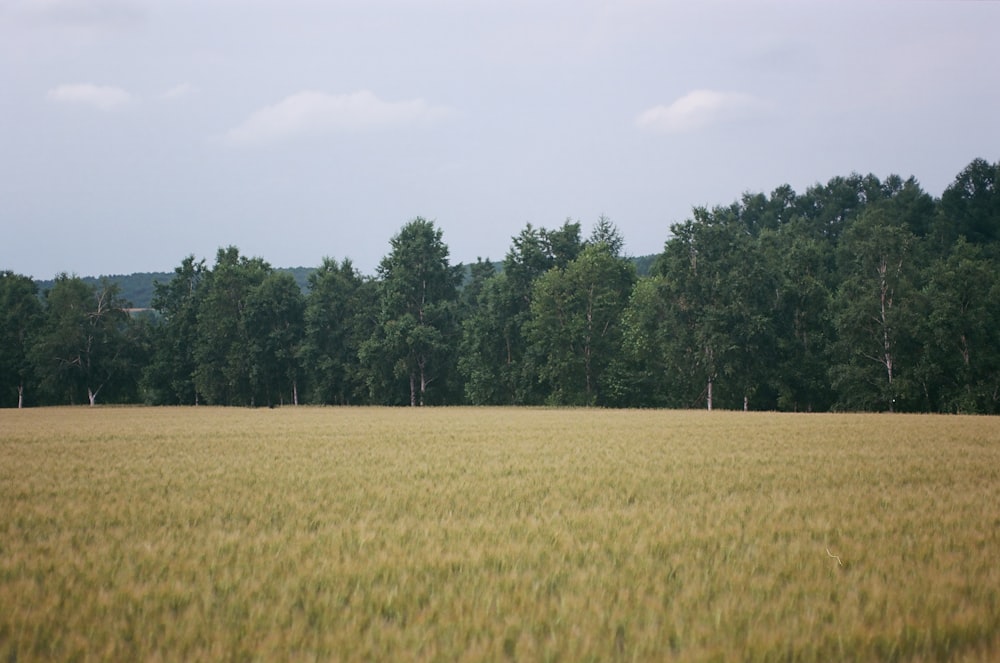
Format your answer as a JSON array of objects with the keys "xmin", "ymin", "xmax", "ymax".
[{"xmin": 1, "ymin": 407, "xmax": 998, "ymax": 662}]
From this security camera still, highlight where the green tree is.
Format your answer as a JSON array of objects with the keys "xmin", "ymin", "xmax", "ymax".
[
  {"xmin": 831, "ymin": 207, "xmax": 923, "ymax": 411},
  {"xmin": 31, "ymin": 275, "xmax": 137, "ymax": 406},
  {"xmin": 460, "ymin": 258, "xmax": 497, "ymax": 314},
  {"xmin": 589, "ymin": 214, "xmax": 625, "ymax": 256},
  {"xmin": 916, "ymin": 239, "xmax": 1000, "ymax": 413},
  {"xmin": 0, "ymin": 271, "xmax": 43, "ymax": 408},
  {"xmin": 300, "ymin": 258, "xmax": 375, "ymax": 405},
  {"xmin": 526, "ymin": 236, "xmax": 636, "ymax": 406},
  {"xmin": 458, "ymin": 221, "xmax": 586, "ymax": 405},
  {"xmin": 144, "ymin": 256, "xmax": 207, "ymax": 404},
  {"xmin": 361, "ymin": 218, "xmax": 462, "ymax": 406},
  {"xmin": 244, "ymin": 271, "xmax": 305, "ymax": 406},
  {"xmin": 620, "ymin": 275, "xmax": 678, "ymax": 408},
  {"xmin": 653, "ymin": 206, "xmax": 780, "ymax": 410},
  {"xmin": 794, "ymin": 172, "xmax": 887, "ymax": 243},
  {"xmin": 762, "ymin": 221, "xmax": 836, "ymax": 411},
  {"xmin": 193, "ymin": 247, "xmax": 271, "ymax": 406},
  {"xmin": 455, "ymin": 257, "xmax": 511, "ymax": 405},
  {"xmin": 458, "ymin": 271, "xmax": 519, "ymax": 404},
  {"xmin": 936, "ymin": 158, "xmax": 1000, "ymax": 248}
]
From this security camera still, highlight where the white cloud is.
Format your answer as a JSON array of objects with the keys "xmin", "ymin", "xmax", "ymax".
[
  {"xmin": 162, "ymin": 83, "xmax": 196, "ymax": 100},
  {"xmin": 636, "ymin": 89, "xmax": 769, "ymax": 134},
  {"xmin": 14, "ymin": 0, "xmax": 144, "ymax": 30},
  {"xmin": 47, "ymin": 83, "xmax": 134, "ymax": 110},
  {"xmin": 224, "ymin": 90, "xmax": 454, "ymax": 146}
]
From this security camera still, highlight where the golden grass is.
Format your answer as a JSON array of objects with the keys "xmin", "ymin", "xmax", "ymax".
[{"xmin": 1, "ymin": 407, "xmax": 998, "ymax": 661}]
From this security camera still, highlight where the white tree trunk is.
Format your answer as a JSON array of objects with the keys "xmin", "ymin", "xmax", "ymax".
[
  {"xmin": 419, "ymin": 368, "xmax": 427, "ymax": 407},
  {"xmin": 17, "ymin": 384, "xmax": 24, "ymax": 409},
  {"xmin": 707, "ymin": 377, "xmax": 713, "ymax": 411}
]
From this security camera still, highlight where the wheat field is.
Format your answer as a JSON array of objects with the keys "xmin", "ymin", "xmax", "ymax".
[{"xmin": 1, "ymin": 407, "xmax": 998, "ymax": 661}]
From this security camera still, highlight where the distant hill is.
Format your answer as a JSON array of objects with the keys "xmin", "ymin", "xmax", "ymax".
[
  {"xmin": 632, "ymin": 254, "xmax": 657, "ymax": 277},
  {"xmin": 33, "ymin": 256, "xmax": 658, "ymax": 309},
  {"xmin": 33, "ymin": 269, "xmax": 315, "ymax": 310},
  {"xmin": 34, "ymin": 272, "xmax": 172, "ymax": 310}
]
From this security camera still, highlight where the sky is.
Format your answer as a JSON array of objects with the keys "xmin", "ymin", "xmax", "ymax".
[{"xmin": 2, "ymin": 0, "xmax": 998, "ymax": 279}]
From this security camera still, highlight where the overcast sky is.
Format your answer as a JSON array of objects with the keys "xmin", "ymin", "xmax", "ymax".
[{"xmin": 2, "ymin": 0, "xmax": 998, "ymax": 279}]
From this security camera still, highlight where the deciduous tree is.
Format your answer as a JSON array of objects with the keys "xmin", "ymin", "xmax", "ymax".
[
  {"xmin": 0, "ymin": 271, "xmax": 42, "ymax": 408},
  {"xmin": 831, "ymin": 207, "xmax": 922, "ymax": 411},
  {"xmin": 361, "ymin": 218, "xmax": 461, "ymax": 406},
  {"xmin": 144, "ymin": 256, "xmax": 206, "ymax": 404},
  {"xmin": 301, "ymin": 258, "xmax": 375, "ymax": 405},
  {"xmin": 31, "ymin": 275, "xmax": 135, "ymax": 406},
  {"xmin": 527, "ymin": 235, "xmax": 635, "ymax": 406},
  {"xmin": 193, "ymin": 247, "xmax": 271, "ymax": 406},
  {"xmin": 244, "ymin": 271, "xmax": 305, "ymax": 406}
]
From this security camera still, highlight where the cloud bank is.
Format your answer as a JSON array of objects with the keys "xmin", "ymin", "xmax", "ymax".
[
  {"xmin": 15, "ymin": 0, "xmax": 144, "ymax": 30},
  {"xmin": 636, "ymin": 89, "xmax": 769, "ymax": 134},
  {"xmin": 162, "ymin": 82, "xmax": 196, "ymax": 100},
  {"xmin": 47, "ymin": 83, "xmax": 134, "ymax": 110},
  {"xmin": 224, "ymin": 90, "xmax": 454, "ymax": 146}
]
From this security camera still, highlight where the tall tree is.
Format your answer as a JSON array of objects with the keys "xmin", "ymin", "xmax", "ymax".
[
  {"xmin": 526, "ymin": 229, "xmax": 636, "ymax": 406},
  {"xmin": 762, "ymin": 221, "xmax": 836, "ymax": 411},
  {"xmin": 620, "ymin": 275, "xmax": 684, "ymax": 408},
  {"xmin": 0, "ymin": 272, "xmax": 42, "ymax": 408},
  {"xmin": 589, "ymin": 214, "xmax": 625, "ymax": 256},
  {"xmin": 936, "ymin": 158, "xmax": 1000, "ymax": 248},
  {"xmin": 459, "ymin": 271, "xmax": 519, "ymax": 404},
  {"xmin": 361, "ymin": 218, "xmax": 462, "ymax": 406},
  {"xmin": 144, "ymin": 256, "xmax": 207, "ymax": 404},
  {"xmin": 916, "ymin": 239, "xmax": 1000, "ymax": 413},
  {"xmin": 459, "ymin": 221, "xmax": 586, "ymax": 405},
  {"xmin": 831, "ymin": 206, "xmax": 923, "ymax": 411},
  {"xmin": 244, "ymin": 271, "xmax": 306, "ymax": 406},
  {"xmin": 300, "ymin": 258, "xmax": 375, "ymax": 405},
  {"xmin": 654, "ymin": 206, "xmax": 780, "ymax": 410},
  {"xmin": 795, "ymin": 173, "xmax": 885, "ymax": 242},
  {"xmin": 31, "ymin": 275, "xmax": 135, "ymax": 406},
  {"xmin": 193, "ymin": 247, "xmax": 271, "ymax": 406}
]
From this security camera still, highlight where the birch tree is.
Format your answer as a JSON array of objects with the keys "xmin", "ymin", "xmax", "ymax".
[
  {"xmin": 300, "ymin": 258, "xmax": 375, "ymax": 405},
  {"xmin": 362, "ymin": 218, "xmax": 461, "ymax": 406},
  {"xmin": 526, "ymin": 240, "xmax": 635, "ymax": 406},
  {"xmin": 32, "ymin": 275, "xmax": 134, "ymax": 406},
  {"xmin": 0, "ymin": 271, "xmax": 42, "ymax": 408},
  {"xmin": 831, "ymin": 208, "xmax": 921, "ymax": 411},
  {"xmin": 144, "ymin": 256, "xmax": 206, "ymax": 404}
]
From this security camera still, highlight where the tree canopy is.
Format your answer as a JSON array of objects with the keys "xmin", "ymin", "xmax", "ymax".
[{"xmin": 5, "ymin": 158, "xmax": 999, "ymax": 412}]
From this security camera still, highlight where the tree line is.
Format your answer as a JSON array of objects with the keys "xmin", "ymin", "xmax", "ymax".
[{"xmin": 2, "ymin": 158, "xmax": 998, "ymax": 412}]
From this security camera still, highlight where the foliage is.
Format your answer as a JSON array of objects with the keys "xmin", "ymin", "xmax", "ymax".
[
  {"xmin": 831, "ymin": 206, "xmax": 922, "ymax": 411},
  {"xmin": 0, "ymin": 271, "xmax": 42, "ymax": 407},
  {"xmin": 300, "ymin": 258, "xmax": 374, "ymax": 405},
  {"xmin": 33, "ymin": 267, "xmax": 315, "ymax": 310},
  {"xmin": 29, "ymin": 275, "xmax": 144, "ymax": 405},
  {"xmin": 192, "ymin": 247, "xmax": 273, "ymax": 406},
  {"xmin": 32, "ymin": 272, "xmax": 171, "ymax": 310},
  {"xmin": 3, "ymin": 158, "xmax": 1000, "ymax": 411},
  {"xmin": 526, "ymin": 242, "xmax": 636, "ymax": 405},
  {"xmin": 143, "ymin": 256, "xmax": 206, "ymax": 404},
  {"xmin": 360, "ymin": 218, "xmax": 462, "ymax": 405},
  {"xmin": 244, "ymin": 271, "xmax": 305, "ymax": 406},
  {"xmin": 916, "ymin": 239, "xmax": 1000, "ymax": 413}
]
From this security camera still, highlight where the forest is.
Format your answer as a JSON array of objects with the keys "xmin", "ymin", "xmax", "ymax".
[{"xmin": 2, "ymin": 157, "xmax": 998, "ymax": 412}]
